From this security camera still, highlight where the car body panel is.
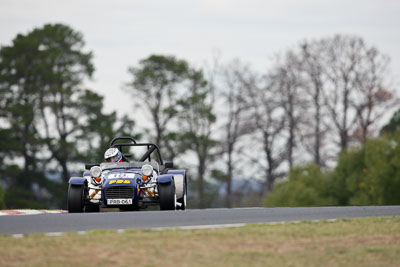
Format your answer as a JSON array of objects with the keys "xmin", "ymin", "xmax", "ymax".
[
  {"xmin": 69, "ymin": 177, "xmax": 86, "ymax": 185},
  {"xmin": 158, "ymin": 175, "xmax": 174, "ymax": 184},
  {"xmin": 167, "ymin": 170, "xmax": 186, "ymax": 199}
]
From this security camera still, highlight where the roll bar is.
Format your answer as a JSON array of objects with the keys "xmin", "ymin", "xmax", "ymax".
[
  {"xmin": 109, "ymin": 136, "xmax": 164, "ymax": 165},
  {"xmin": 110, "ymin": 136, "xmax": 137, "ymax": 146}
]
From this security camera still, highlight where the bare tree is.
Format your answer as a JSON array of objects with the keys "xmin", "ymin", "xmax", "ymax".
[
  {"xmin": 239, "ymin": 68, "xmax": 286, "ymax": 194},
  {"xmin": 318, "ymin": 35, "xmax": 362, "ymax": 150},
  {"xmin": 350, "ymin": 44, "xmax": 397, "ymax": 142},
  {"xmin": 270, "ymin": 52, "xmax": 307, "ymax": 168},
  {"xmin": 297, "ymin": 41, "xmax": 331, "ymax": 166},
  {"xmin": 218, "ymin": 60, "xmax": 251, "ymax": 207},
  {"xmin": 314, "ymin": 35, "xmax": 397, "ymax": 150}
]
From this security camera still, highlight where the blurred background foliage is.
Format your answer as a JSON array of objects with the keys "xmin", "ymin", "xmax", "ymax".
[
  {"xmin": 264, "ymin": 133, "xmax": 400, "ymax": 206},
  {"xmin": 0, "ymin": 23, "xmax": 399, "ymax": 209}
]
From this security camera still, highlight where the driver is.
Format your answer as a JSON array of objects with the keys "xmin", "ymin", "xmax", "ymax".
[{"xmin": 104, "ymin": 148, "xmax": 123, "ymax": 162}]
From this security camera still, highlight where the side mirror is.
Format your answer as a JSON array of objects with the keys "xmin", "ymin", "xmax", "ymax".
[{"xmin": 164, "ymin": 162, "xmax": 174, "ymax": 168}]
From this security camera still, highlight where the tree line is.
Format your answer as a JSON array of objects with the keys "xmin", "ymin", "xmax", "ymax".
[
  {"xmin": 0, "ymin": 23, "xmax": 398, "ymax": 209},
  {"xmin": 264, "ymin": 131, "xmax": 400, "ymax": 207}
]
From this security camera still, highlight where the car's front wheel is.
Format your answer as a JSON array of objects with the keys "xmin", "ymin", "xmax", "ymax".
[
  {"xmin": 177, "ymin": 177, "xmax": 187, "ymax": 210},
  {"xmin": 67, "ymin": 184, "xmax": 85, "ymax": 213},
  {"xmin": 159, "ymin": 182, "xmax": 176, "ymax": 210}
]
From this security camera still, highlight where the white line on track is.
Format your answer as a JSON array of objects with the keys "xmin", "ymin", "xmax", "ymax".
[
  {"xmin": 45, "ymin": 232, "xmax": 63, "ymax": 237},
  {"xmin": 8, "ymin": 218, "xmax": 344, "ymax": 238},
  {"xmin": 151, "ymin": 223, "xmax": 246, "ymax": 230},
  {"xmin": 12, "ymin": 234, "xmax": 24, "ymax": 238}
]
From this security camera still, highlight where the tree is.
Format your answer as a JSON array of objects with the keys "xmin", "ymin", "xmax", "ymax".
[
  {"xmin": 264, "ymin": 133, "xmax": 400, "ymax": 207},
  {"xmin": 273, "ymin": 35, "xmax": 397, "ymax": 165},
  {"xmin": 264, "ymin": 164, "xmax": 332, "ymax": 207},
  {"xmin": 264, "ymin": 163, "xmax": 332, "ymax": 207},
  {"xmin": 126, "ymin": 55, "xmax": 190, "ymax": 159},
  {"xmin": 76, "ymin": 90, "xmax": 141, "ymax": 163},
  {"xmin": 240, "ymin": 67, "xmax": 286, "ymax": 194},
  {"xmin": 30, "ymin": 24, "xmax": 94, "ymax": 183},
  {"xmin": 0, "ymin": 25, "xmax": 55, "ymax": 208},
  {"xmin": 350, "ymin": 43, "xmax": 396, "ymax": 143},
  {"xmin": 297, "ymin": 41, "xmax": 330, "ymax": 166},
  {"xmin": 270, "ymin": 52, "xmax": 307, "ymax": 168},
  {"xmin": 214, "ymin": 60, "xmax": 250, "ymax": 207},
  {"xmin": 0, "ymin": 29, "xmax": 46, "ymax": 182},
  {"xmin": 176, "ymin": 68, "xmax": 216, "ymax": 208},
  {"xmin": 0, "ymin": 23, "xmax": 124, "ymax": 208},
  {"xmin": 362, "ymin": 136, "xmax": 400, "ymax": 205},
  {"xmin": 321, "ymin": 35, "xmax": 362, "ymax": 150},
  {"xmin": 381, "ymin": 108, "xmax": 400, "ymax": 135},
  {"xmin": 326, "ymin": 134, "xmax": 400, "ymax": 205},
  {"xmin": 316, "ymin": 35, "xmax": 396, "ymax": 149}
]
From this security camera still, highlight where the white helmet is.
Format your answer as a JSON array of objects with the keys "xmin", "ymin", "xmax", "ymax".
[{"xmin": 104, "ymin": 148, "xmax": 122, "ymax": 162}]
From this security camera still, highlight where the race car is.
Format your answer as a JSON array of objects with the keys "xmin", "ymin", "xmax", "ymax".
[{"xmin": 67, "ymin": 136, "xmax": 187, "ymax": 213}]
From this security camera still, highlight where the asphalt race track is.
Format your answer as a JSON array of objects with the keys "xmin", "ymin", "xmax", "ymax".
[{"xmin": 1, "ymin": 206, "xmax": 400, "ymax": 235}]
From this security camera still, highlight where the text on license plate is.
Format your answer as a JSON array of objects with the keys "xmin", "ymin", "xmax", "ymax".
[{"xmin": 107, "ymin": 199, "xmax": 132, "ymax": 205}]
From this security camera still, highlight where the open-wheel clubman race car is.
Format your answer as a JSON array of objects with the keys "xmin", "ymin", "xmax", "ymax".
[{"xmin": 67, "ymin": 136, "xmax": 187, "ymax": 213}]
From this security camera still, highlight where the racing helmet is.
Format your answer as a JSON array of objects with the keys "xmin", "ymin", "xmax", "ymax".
[{"xmin": 104, "ymin": 148, "xmax": 123, "ymax": 162}]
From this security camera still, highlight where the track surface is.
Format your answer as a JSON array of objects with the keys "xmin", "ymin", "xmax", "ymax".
[{"xmin": 1, "ymin": 206, "xmax": 399, "ymax": 235}]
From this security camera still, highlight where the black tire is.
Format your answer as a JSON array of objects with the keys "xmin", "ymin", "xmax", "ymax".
[
  {"xmin": 177, "ymin": 177, "xmax": 187, "ymax": 210},
  {"xmin": 85, "ymin": 204, "xmax": 100, "ymax": 213},
  {"xmin": 159, "ymin": 181, "xmax": 176, "ymax": 210},
  {"xmin": 67, "ymin": 184, "xmax": 85, "ymax": 213}
]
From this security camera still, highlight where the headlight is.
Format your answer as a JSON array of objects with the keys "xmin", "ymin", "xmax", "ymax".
[
  {"xmin": 90, "ymin": 166, "xmax": 102, "ymax": 178},
  {"xmin": 141, "ymin": 164, "xmax": 153, "ymax": 176}
]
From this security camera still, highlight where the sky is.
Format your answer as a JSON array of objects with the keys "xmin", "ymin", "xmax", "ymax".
[{"xmin": 1, "ymin": 0, "xmax": 400, "ymax": 117}]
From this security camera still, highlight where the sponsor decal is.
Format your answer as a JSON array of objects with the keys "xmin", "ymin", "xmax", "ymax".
[{"xmin": 109, "ymin": 179, "xmax": 131, "ymax": 185}]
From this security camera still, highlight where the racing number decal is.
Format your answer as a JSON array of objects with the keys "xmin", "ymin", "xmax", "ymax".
[{"xmin": 109, "ymin": 180, "xmax": 131, "ymax": 185}]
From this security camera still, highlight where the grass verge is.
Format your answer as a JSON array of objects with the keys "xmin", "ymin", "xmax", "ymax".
[{"xmin": 1, "ymin": 216, "xmax": 399, "ymax": 266}]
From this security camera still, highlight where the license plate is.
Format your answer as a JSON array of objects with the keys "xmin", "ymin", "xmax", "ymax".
[{"xmin": 107, "ymin": 199, "xmax": 132, "ymax": 205}]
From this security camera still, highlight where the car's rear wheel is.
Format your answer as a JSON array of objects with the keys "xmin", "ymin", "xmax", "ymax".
[
  {"xmin": 159, "ymin": 181, "xmax": 176, "ymax": 210},
  {"xmin": 67, "ymin": 184, "xmax": 85, "ymax": 213}
]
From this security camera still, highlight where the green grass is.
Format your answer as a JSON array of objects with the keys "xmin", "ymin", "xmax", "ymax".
[{"xmin": 0, "ymin": 217, "xmax": 399, "ymax": 266}]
